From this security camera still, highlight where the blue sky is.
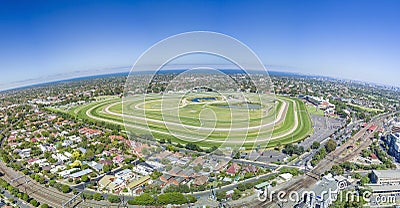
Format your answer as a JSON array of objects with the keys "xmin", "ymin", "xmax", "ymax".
[{"xmin": 0, "ymin": 0, "xmax": 399, "ymax": 90}]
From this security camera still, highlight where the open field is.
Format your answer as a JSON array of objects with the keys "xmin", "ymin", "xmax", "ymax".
[
  {"xmin": 305, "ymin": 104, "xmax": 325, "ymax": 116},
  {"xmin": 51, "ymin": 93, "xmax": 312, "ymax": 148},
  {"xmin": 348, "ymin": 103, "xmax": 384, "ymax": 113}
]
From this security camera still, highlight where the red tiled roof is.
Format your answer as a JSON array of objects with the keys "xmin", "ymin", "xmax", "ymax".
[
  {"xmin": 110, "ymin": 135, "xmax": 125, "ymax": 141},
  {"xmin": 368, "ymin": 125, "xmax": 377, "ymax": 131},
  {"xmin": 226, "ymin": 163, "xmax": 241, "ymax": 175},
  {"xmin": 7, "ymin": 136, "xmax": 16, "ymax": 142},
  {"xmin": 370, "ymin": 153, "xmax": 378, "ymax": 160}
]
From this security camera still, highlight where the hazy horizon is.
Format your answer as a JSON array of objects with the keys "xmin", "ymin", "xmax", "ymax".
[{"xmin": 1, "ymin": 64, "xmax": 397, "ymax": 92}]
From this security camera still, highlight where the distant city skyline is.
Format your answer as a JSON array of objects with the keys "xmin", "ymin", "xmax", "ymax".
[{"xmin": 1, "ymin": 0, "xmax": 399, "ymax": 90}]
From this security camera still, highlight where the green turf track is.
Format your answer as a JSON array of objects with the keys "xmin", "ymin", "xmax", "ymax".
[{"xmin": 50, "ymin": 95, "xmax": 312, "ymax": 148}]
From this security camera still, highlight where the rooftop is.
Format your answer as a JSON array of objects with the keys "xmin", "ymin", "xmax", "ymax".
[
  {"xmin": 372, "ymin": 170, "xmax": 400, "ymax": 179},
  {"xmin": 255, "ymin": 181, "xmax": 270, "ymax": 189},
  {"xmin": 128, "ymin": 175, "xmax": 151, "ymax": 189},
  {"xmin": 68, "ymin": 168, "xmax": 92, "ymax": 178},
  {"xmin": 312, "ymin": 174, "xmax": 338, "ymax": 201}
]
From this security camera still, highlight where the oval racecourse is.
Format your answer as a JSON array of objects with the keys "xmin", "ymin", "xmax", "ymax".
[{"xmin": 55, "ymin": 93, "xmax": 313, "ymax": 148}]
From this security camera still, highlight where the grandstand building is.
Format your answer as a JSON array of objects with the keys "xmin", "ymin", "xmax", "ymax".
[{"xmin": 371, "ymin": 170, "xmax": 400, "ymax": 185}]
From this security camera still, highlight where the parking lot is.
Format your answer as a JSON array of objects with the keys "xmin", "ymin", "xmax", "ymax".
[{"xmin": 299, "ymin": 115, "xmax": 346, "ymax": 149}]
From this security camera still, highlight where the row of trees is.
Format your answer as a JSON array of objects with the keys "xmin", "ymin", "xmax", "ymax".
[
  {"xmin": 81, "ymin": 192, "xmax": 105, "ymax": 201},
  {"xmin": 127, "ymin": 192, "xmax": 197, "ymax": 205},
  {"xmin": 310, "ymin": 139, "xmax": 337, "ymax": 166},
  {"xmin": 282, "ymin": 144, "xmax": 305, "ymax": 156}
]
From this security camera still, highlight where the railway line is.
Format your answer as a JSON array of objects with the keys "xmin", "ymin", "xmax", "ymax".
[
  {"xmin": 0, "ymin": 162, "xmax": 71, "ymax": 207},
  {"xmin": 0, "ymin": 162, "xmax": 124, "ymax": 208}
]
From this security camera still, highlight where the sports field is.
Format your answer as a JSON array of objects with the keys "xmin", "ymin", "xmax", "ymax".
[{"xmin": 54, "ymin": 93, "xmax": 312, "ymax": 148}]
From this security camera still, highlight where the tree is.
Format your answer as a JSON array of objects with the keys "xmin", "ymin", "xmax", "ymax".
[
  {"xmin": 185, "ymin": 143, "xmax": 202, "ymax": 152},
  {"xmin": 166, "ymin": 145, "xmax": 175, "ymax": 152},
  {"xmin": 361, "ymin": 149, "xmax": 372, "ymax": 158},
  {"xmin": 158, "ymin": 192, "xmax": 187, "ymax": 205},
  {"xmin": 61, "ymin": 185, "xmax": 71, "ymax": 193},
  {"xmin": 193, "ymin": 163, "xmax": 203, "ymax": 172},
  {"xmin": 325, "ymin": 139, "xmax": 337, "ymax": 153},
  {"xmin": 22, "ymin": 193, "xmax": 29, "ymax": 201},
  {"xmin": 279, "ymin": 167, "xmax": 300, "ymax": 176},
  {"xmin": 108, "ymin": 195, "xmax": 121, "ymax": 203},
  {"xmin": 150, "ymin": 171, "xmax": 163, "ymax": 180},
  {"xmin": 30, "ymin": 199, "xmax": 39, "ymax": 207},
  {"xmin": 330, "ymin": 165, "xmax": 344, "ymax": 176},
  {"xmin": 103, "ymin": 164, "xmax": 112, "ymax": 173},
  {"xmin": 311, "ymin": 141, "xmax": 320, "ymax": 149},
  {"xmin": 93, "ymin": 193, "xmax": 104, "ymax": 201},
  {"xmin": 128, "ymin": 193, "xmax": 155, "ymax": 205},
  {"xmin": 40, "ymin": 204, "xmax": 49, "ymax": 208},
  {"xmin": 179, "ymin": 184, "xmax": 190, "ymax": 193},
  {"xmin": 81, "ymin": 175, "xmax": 89, "ymax": 183},
  {"xmin": 187, "ymin": 195, "xmax": 197, "ymax": 203},
  {"xmin": 232, "ymin": 190, "xmax": 241, "ymax": 200},
  {"xmin": 84, "ymin": 149, "xmax": 95, "ymax": 160},
  {"xmin": 271, "ymin": 181, "xmax": 277, "ymax": 187},
  {"xmin": 360, "ymin": 175, "xmax": 370, "ymax": 185},
  {"xmin": 237, "ymin": 183, "xmax": 246, "ymax": 191},
  {"xmin": 72, "ymin": 151, "xmax": 81, "ymax": 159},
  {"xmin": 49, "ymin": 180, "xmax": 56, "ymax": 187},
  {"xmin": 216, "ymin": 191, "xmax": 227, "ymax": 202},
  {"xmin": 282, "ymin": 144, "xmax": 304, "ymax": 156},
  {"xmin": 82, "ymin": 192, "xmax": 93, "ymax": 200},
  {"xmin": 244, "ymin": 172, "xmax": 254, "ymax": 179}
]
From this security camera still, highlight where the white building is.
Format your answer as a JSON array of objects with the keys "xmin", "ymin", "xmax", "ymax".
[
  {"xmin": 18, "ymin": 148, "xmax": 31, "ymax": 158},
  {"xmin": 58, "ymin": 168, "xmax": 79, "ymax": 178},
  {"xmin": 68, "ymin": 135, "xmax": 82, "ymax": 143},
  {"xmin": 52, "ymin": 153, "xmax": 69, "ymax": 162},
  {"xmin": 87, "ymin": 161, "xmax": 103, "ymax": 172},
  {"xmin": 62, "ymin": 139, "xmax": 73, "ymax": 147},
  {"xmin": 133, "ymin": 164, "xmax": 153, "ymax": 176},
  {"xmin": 50, "ymin": 165, "xmax": 66, "ymax": 174},
  {"xmin": 68, "ymin": 169, "xmax": 92, "ymax": 179},
  {"xmin": 146, "ymin": 161, "xmax": 165, "ymax": 171}
]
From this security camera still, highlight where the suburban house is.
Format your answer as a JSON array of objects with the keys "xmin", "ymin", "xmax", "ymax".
[
  {"xmin": 226, "ymin": 163, "xmax": 241, "ymax": 175},
  {"xmin": 128, "ymin": 175, "xmax": 152, "ymax": 196},
  {"xmin": 192, "ymin": 175, "xmax": 209, "ymax": 186}
]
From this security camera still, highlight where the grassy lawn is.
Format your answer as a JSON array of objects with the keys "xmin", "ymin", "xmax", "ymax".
[
  {"xmin": 305, "ymin": 104, "xmax": 325, "ymax": 116},
  {"xmin": 348, "ymin": 103, "xmax": 384, "ymax": 113}
]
